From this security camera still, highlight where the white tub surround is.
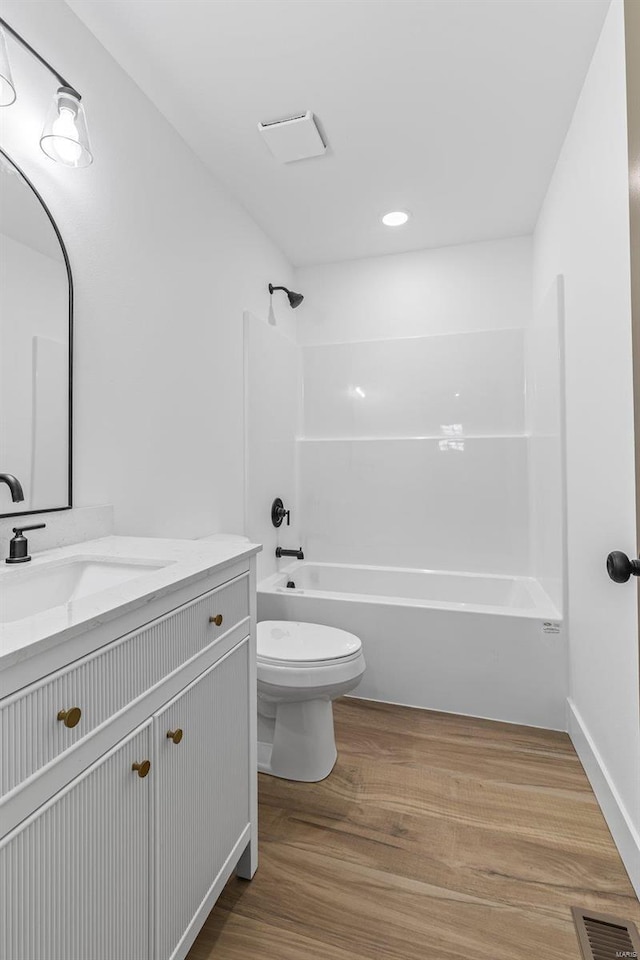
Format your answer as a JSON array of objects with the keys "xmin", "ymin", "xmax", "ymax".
[
  {"xmin": 0, "ymin": 535, "xmax": 260, "ymax": 960},
  {"xmin": 259, "ymin": 562, "xmax": 565, "ymax": 730},
  {"xmin": 291, "ymin": 238, "xmax": 537, "ymax": 581},
  {"xmin": 301, "ymin": 329, "xmax": 525, "ymax": 439},
  {"xmin": 526, "ymin": 277, "xmax": 566, "ymax": 614},
  {"xmin": 298, "ymin": 329, "xmax": 530, "ymax": 576}
]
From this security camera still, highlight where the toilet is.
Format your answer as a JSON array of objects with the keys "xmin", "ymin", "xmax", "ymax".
[{"xmin": 257, "ymin": 620, "xmax": 366, "ymax": 782}]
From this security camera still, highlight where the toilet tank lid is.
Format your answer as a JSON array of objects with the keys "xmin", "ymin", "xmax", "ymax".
[{"xmin": 257, "ymin": 620, "xmax": 362, "ymax": 663}]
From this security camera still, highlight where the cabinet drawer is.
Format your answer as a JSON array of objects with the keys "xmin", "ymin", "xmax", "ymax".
[{"xmin": 0, "ymin": 572, "xmax": 249, "ymax": 799}]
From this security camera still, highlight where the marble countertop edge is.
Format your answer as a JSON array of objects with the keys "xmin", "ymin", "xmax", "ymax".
[{"xmin": 0, "ymin": 535, "xmax": 261, "ymax": 673}]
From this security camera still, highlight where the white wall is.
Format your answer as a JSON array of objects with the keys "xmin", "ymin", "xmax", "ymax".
[
  {"xmin": 0, "ymin": 0, "xmax": 293, "ymax": 538},
  {"xmin": 534, "ymin": 0, "xmax": 640, "ymax": 892},
  {"xmin": 243, "ymin": 312, "xmax": 300, "ymax": 581},
  {"xmin": 295, "ymin": 236, "xmax": 532, "ymax": 343},
  {"xmin": 294, "ymin": 237, "xmax": 535, "ymax": 576}
]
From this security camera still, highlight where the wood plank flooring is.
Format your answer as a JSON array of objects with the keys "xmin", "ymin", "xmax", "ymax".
[{"xmin": 187, "ymin": 698, "xmax": 640, "ymax": 960}]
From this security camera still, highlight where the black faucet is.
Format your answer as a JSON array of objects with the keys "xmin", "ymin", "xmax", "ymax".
[
  {"xmin": 275, "ymin": 546, "xmax": 304, "ymax": 560},
  {"xmin": 0, "ymin": 474, "xmax": 24, "ymax": 502},
  {"xmin": 6, "ymin": 524, "xmax": 46, "ymax": 564}
]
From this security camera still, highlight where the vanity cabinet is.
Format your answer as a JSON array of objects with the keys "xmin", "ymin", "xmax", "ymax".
[
  {"xmin": 0, "ymin": 722, "xmax": 153, "ymax": 960},
  {"xmin": 0, "ymin": 554, "xmax": 258, "ymax": 960},
  {"xmin": 154, "ymin": 640, "xmax": 249, "ymax": 960},
  {"xmin": 0, "ymin": 571, "xmax": 250, "ymax": 799}
]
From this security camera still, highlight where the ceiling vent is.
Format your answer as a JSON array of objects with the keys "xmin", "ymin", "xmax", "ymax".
[{"xmin": 258, "ymin": 111, "xmax": 326, "ymax": 163}]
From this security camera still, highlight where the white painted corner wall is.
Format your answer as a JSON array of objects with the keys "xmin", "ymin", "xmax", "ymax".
[
  {"xmin": 0, "ymin": 0, "xmax": 293, "ymax": 538},
  {"xmin": 533, "ymin": 0, "xmax": 640, "ymax": 894}
]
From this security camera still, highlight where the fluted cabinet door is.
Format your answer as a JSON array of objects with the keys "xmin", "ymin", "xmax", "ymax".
[
  {"xmin": 0, "ymin": 722, "xmax": 152, "ymax": 960},
  {"xmin": 154, "ymin": 640, "xmax": 250, "ymax": 960}
]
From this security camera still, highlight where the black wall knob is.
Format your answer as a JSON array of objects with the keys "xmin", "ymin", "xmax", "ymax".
[
  {"xmin": 606, "ymin": 550, "xmax": 640, "ymax": 583},
  {"xmin": 271, "ymin": 497, "xmax": 290, "ymax": 528}
]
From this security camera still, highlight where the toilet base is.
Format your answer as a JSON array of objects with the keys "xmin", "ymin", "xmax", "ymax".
[{"xmin": 257, "ymin": 698, "xmax": 338, "ymax": 782}]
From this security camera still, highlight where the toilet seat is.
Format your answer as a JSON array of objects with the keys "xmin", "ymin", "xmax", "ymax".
[
  {"xmin": 257, "ymin": 620, "xmax": 361, "ymax": 665},
  {"xmin": 258, "ymin": 649, "xmax": 363, "ymax": 669},
  {"xmin": 257, "ymin": 620, "xmax": 366, "ymax": 690}
]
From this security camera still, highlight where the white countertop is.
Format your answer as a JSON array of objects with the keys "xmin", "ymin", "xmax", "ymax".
[{"xmin": 0, "ymin": 535, "xmax": 261, "ymax": 674}]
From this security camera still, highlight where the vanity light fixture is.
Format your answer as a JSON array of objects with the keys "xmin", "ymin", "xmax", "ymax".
[
  {"xmin": 40, "ymin": 87, "xmax": 92, "ymax": 168},
  {"xmin": 382, "ymin": 210, "xmax": 410, "ymax": 227},
  {"xmin": 0, "ymin": 17, "xmax": 93, "ymax": 167}
]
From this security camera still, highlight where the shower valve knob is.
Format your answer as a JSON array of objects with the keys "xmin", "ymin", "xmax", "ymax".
[
  {"xmin": 271, "ymin": 498, "xmax": 290, "ymax": 528},
  {"xmin": 606, "ymin": 550, "xmax": 640, "ymax": 583}
]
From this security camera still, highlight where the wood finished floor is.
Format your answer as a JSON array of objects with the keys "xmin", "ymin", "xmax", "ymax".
[{"xmin": 187, "ymin": 698, "xmax": 640, "ymax": 960}]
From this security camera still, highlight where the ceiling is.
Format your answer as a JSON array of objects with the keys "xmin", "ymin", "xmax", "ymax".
[{"xmin": 67, "ymin": 0, "xmax": 611, "ymax": 266}]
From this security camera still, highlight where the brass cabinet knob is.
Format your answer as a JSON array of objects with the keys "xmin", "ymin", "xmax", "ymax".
[
  {"xmin": 132, "ymin": 760, "xmax": 151, "ymax": 778},
  {"xmin": 166, "ymin": 728, "xmax": 183, "ymax": 744},
  {"xmin": 209, "ymin": 614, "xmax": 223, "ymax": 626},
  {"xmin": 57, "ymin": 707, "xmax": 82, "ymax": 728}
]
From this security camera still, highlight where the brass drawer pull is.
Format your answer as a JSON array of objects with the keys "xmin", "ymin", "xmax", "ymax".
[
  {"xmin": 166, "ymin": 728, "xmax": 183, "ymax": 744},
  {"xmin": 57, "ymin": 707, "xmax": 82, "ymax": 728},
  {"xmin": 132, "ymin": 760, "xmax": 151, "ymax": 778},
  {"xmin": 209, "ymin": 614, "xmax": 223, "ymax": 626}
]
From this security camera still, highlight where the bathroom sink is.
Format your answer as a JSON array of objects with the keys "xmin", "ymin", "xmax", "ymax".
[{"xmin": 0, "ymin": 558, "xmax": 169, "ymax": 624}]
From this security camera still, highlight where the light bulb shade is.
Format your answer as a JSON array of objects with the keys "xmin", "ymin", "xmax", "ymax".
[
  {"xmin": 0, "ymin": 28, "xmax": 16, "ymax": 106},
  {"xmin": 40, "ymin": 87, "xmax": 93, "ymax": 168}
]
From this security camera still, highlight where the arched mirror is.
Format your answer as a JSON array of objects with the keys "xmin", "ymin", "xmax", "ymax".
[{"xmin": 0, "ymin": 148, "xmax": 72, "ymax": 517}]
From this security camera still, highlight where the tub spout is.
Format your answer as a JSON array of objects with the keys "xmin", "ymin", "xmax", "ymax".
[{"xmin": 275, "ymin": 546, "xmax": 304, "ymax": 560}]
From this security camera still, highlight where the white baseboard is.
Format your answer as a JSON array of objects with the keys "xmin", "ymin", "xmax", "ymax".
[{"xmin": 568, "ymin": 699, "xmax": 640, "ymax": 897}]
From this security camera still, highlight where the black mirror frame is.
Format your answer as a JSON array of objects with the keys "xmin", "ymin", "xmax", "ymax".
[{"xmin": 0, "ymin": 147, "xmax": 73, "ymax": 518}]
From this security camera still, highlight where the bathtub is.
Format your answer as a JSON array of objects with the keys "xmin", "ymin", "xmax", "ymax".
[{"xmin": 258, "ymin": 561, "xmax": 566, "ymax": 729}]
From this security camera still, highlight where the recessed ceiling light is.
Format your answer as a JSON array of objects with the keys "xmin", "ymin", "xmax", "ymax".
[{"xmin": 382, "ymin": 210, "xmax": 410, "ymax": 227}]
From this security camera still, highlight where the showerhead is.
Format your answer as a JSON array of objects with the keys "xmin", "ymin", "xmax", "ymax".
[
  {"xmin": 268, "ymin": 283, "xmax": 304, "ymax": 309},
  {"xmin": 287, "ymin": 290, "xmax": 304, "ymax": 309}
]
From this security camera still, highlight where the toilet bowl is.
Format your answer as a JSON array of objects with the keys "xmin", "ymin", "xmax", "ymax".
[{"xmin": 257, "ymin": 620, "xmax": 366, "ymax": 782}]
